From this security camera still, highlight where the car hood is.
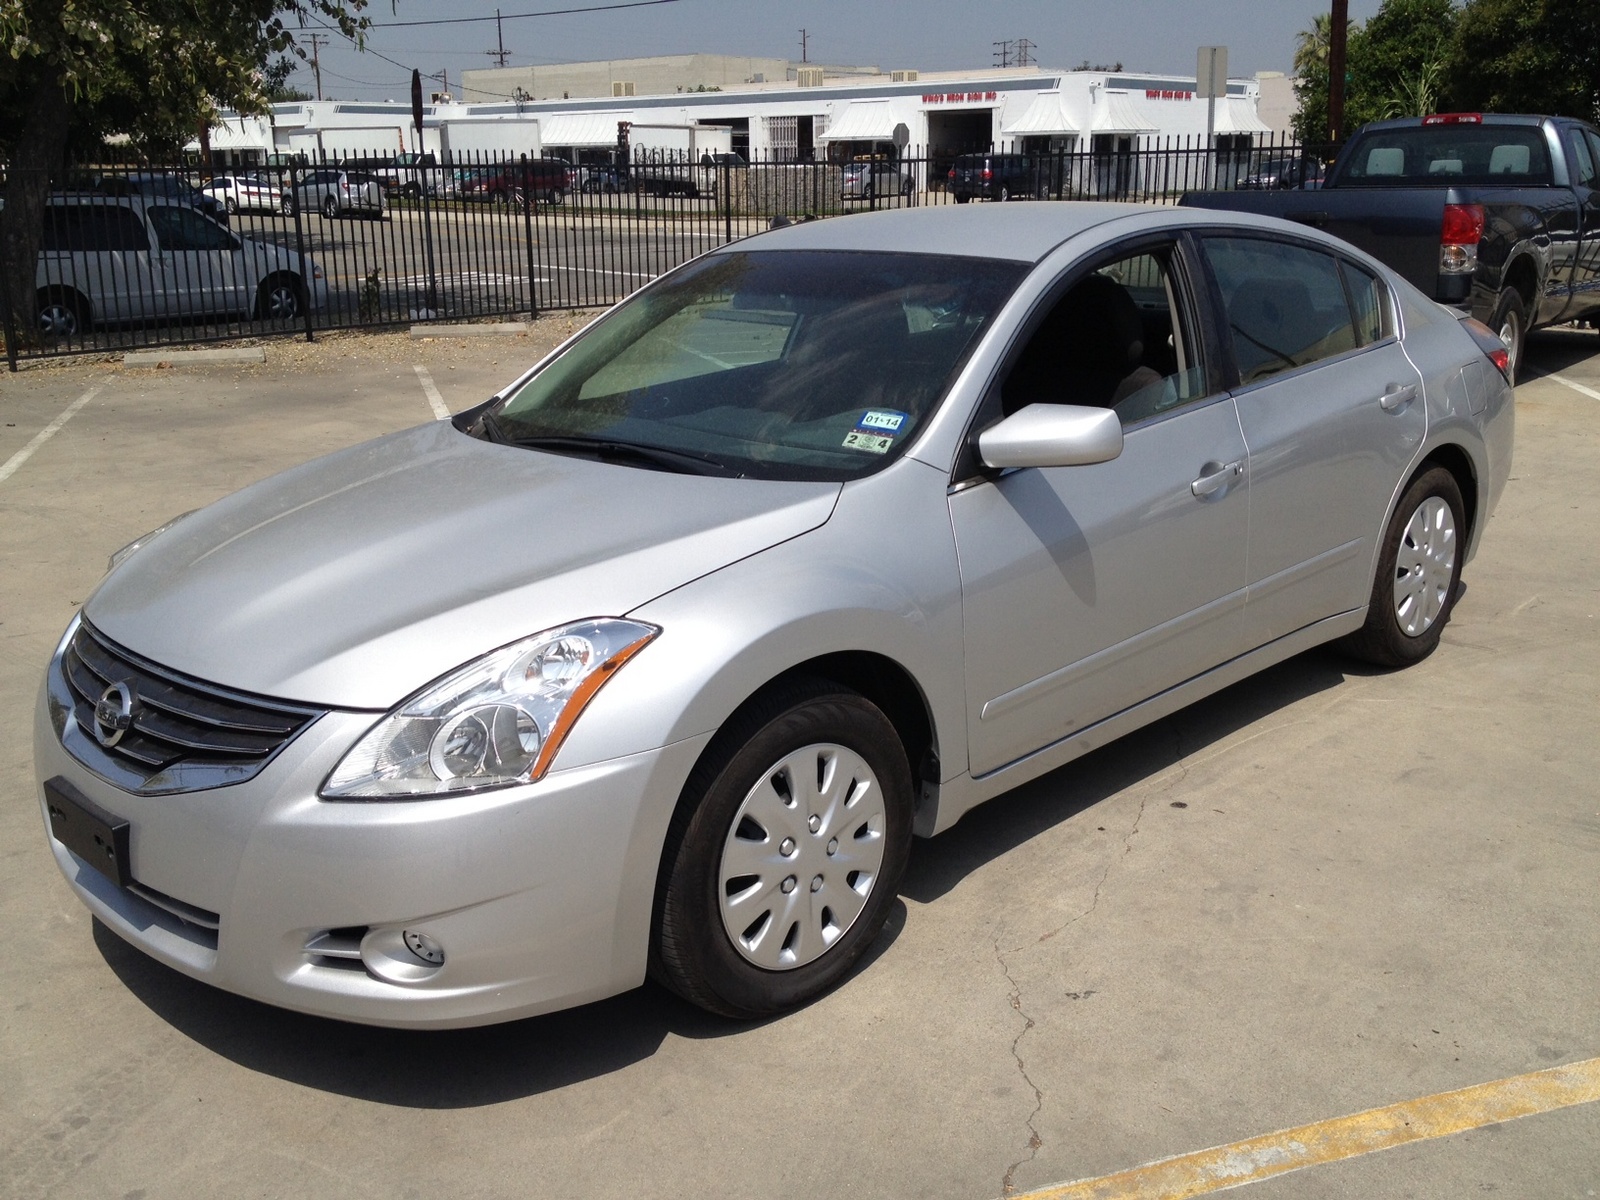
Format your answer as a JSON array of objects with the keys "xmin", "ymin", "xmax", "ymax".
[{"xmin": 85, "ymin": 422, "xmax": 839, "ymax": 709}]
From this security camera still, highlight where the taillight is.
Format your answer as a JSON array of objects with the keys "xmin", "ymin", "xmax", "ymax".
[
  {"xmin": 1487, "ymin": 346, "xmax": 1511, "ymax": 377},
  {"xmin": 982, "ymin": 167, "xmax": 992, "ymax": 180},
  {"xmin": 947, "ymin": 167, "xmax": 956, "ymax": 180},
  {"xmin": 1460, "ymin": 316, "xmax": 1513, "ymax": 383},
  {"xmin": 1424, "ymin": 112, "xmax": 1483, "ymax": 125},
  {"xmin": 1439, "ymin": 203, "xmax": 1485, "ymax": 275}
]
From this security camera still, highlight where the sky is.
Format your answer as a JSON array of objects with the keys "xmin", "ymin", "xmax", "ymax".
[{"xmin": 284, "ymin": 0, "xmax": 1387, "ymax": 103}]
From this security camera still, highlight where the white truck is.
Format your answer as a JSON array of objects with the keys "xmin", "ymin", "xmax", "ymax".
[{"xmin": 625, "ymin": 123, "xmax": 739, "ymax": 198}]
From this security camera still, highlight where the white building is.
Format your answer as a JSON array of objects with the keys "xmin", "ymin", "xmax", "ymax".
[{"xmin": 202, "ymin": 66, "xmax": 1276, "ymax": 172}]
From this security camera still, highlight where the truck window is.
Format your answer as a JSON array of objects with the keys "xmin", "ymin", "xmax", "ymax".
[
  {"xmin": 1203, "ymin": 237, "xmax": 1360, "ymax": 386},
  {"xmin": 1339, "ymin": 126, "xmax": 1552, "ymax": 186},
  {"xmin": 1567, "ymin": 129, "xmax": 1598, "ymax": 188}
]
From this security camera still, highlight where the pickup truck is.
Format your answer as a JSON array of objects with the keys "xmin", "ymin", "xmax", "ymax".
[{"xmin": 1181, "ymin": 114, "xmax": 1600, "ymax": 380}]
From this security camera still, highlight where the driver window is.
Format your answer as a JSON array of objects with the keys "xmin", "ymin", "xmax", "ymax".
[
  {"xmin": 149, "ymin": 205, "xmax": 238, "ymax": 252},
  {"xmin": 1001, "ymin": 243, "xmax": 1206, "ymax": 426}
]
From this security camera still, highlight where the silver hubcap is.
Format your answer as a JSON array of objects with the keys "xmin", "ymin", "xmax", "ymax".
[
  {"xmin": 718, "ymin": 742, "xmax": 887, "ymax": 971},
  {"xmin": 1392, "ymin": 496, "xmax": 1457, "ymax": 637},
  {"xmin": 38, "ymin": 304, "xmax": 77, "ymax": 336},
  {"xmin": 265, "ymin": 286, "xmax": 297, "ymax": 319},
  {"xmin": 1498, "ymin": 314, "xmax": 1521, "ymax": 375}
]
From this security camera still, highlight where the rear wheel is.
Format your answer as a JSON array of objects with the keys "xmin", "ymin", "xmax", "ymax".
[
  {"xmin": 1339, "ymin": 467, "xmax": 1465, "ymax": 667},
  {"xmin": 320, "ymin": 195, "xmax": 338, "ymax": 219},
  {"xmin": 652, "ymin": 680, "xmax": 913, "ymax": 1018},
  {"xmin": 954, "ymin": 193, "xmax": 970, "ymax": 204},
  {"xmin": 224, "ymin": 196, "xmax": 238, "ymax": 215},
  {"xmin": 37, "ymin": 289, "xmax": 90, "ymax": 337},
  {"xmin": 1490, "ymin": 287, "xmax": 1527, "ymax": 385},
  {"xmin": 998, "ymin": 185, "xmax": 1011, "ymax": 202},
  {"xmin": 281, "ymin": 194, "xmax": 297, "ymax": 217}
]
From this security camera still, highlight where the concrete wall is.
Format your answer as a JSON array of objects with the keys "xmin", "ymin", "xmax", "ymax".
[{"xmin": 463, "ymin": 54, "xmax": 883, "ymax": 104}]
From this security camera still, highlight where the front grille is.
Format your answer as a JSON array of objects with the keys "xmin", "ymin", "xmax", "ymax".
[{"xmin": 61, "ymin": 621, "xmax": 325, "ymax": 793}]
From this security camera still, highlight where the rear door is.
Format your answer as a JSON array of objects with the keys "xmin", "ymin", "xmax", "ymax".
[
  {"xmin": 1200, "ymin": 234, "xmax": 1425, "ymax": 646},
  {"xmin": 1565, "ymin": 127, "xmax": 1600, "ymax": 318}
]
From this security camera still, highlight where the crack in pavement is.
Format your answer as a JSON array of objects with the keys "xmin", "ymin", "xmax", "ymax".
[{"xmin": 995, "ymin": 790, "xmax": 1151, "ymax": 1195}]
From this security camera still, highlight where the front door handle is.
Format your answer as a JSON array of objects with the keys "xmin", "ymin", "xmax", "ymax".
[
  {"xmin": 1379, "ymin": 382, "xmax": 1419, "ymax": 412},
  {"xmin": 1191, "ymin": 460, "xmax": 1244, "ymax": 498}
]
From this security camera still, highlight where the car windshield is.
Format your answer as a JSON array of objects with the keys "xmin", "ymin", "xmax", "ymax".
[{"xmin": 485, "ymin": 250, "xmax": 1027, "ymax": 481}]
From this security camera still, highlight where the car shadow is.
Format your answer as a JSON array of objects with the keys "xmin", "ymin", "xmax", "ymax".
[
  {"xmin": 902, "ymin": 646, "xmax": 1359, "ymax": 903},
  {"xmin": 93, "ymin": 896, "xmax": 908, "ymax": 1107},
  {"xmin": 1525, "ymin": 325, "xmax": 1600, "ymax": 374}
]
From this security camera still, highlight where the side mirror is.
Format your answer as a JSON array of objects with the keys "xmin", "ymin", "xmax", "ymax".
[{"xmin": 977, "ymin": 404, "xmax": 1123, "ymax": 470}]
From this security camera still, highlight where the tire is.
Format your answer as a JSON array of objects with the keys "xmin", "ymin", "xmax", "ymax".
[
  {"xmin": 403, "ymin": 182, "xmax": 422, "ymax": 201},
  {"xmin": 253, "ymin": 274, "xmax": 303, "ymax": 321},
  {"xmin": 320, "ymin": 195, "xmax": 338, "ymax": 219},
  {"xmin": 1339, "ymin": 467, "xmax": 1466, "ymax": 668},
  {"xmin": 224, "ymin": 196, "xmax": 238, "ymax": 215},
  {"xmin": 281, "ymin": 194, "xmax": 297, "ymax": 218},
  {"xmin": 954, "ymin": 193, "xmax": 970, "ymax": 204},
  {"xmin": 652, "ymin": 680, "xmax": 914, "ymax": 1018},
  {"xmin": 37, "ymin": 288, "xmax": 90, "ymax": 338},
  {"xmin": 1489, "ymin": 287, "xmax": 1527, "ymax": 385},
  {"xmin": 998, "ymin": 185, "xmax": 1011, "ymax": 202}
]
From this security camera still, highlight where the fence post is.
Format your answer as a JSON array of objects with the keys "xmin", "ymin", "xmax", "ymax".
[
  {"xmin": 521, "ymin": 153, "xmax": 539, "ymax": 318},
  {"xmin": 288, "ymin": 161, "xmax": 315, "ymax": 343},
  {"xmin": 2, "ymin": 279, "xmax": 17, "ymax": 372},
  {"xmin": 722, "ymin": 157, "xmax": 733, "ymax": 244}
]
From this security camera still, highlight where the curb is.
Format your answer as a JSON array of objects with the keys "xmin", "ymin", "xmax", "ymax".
[
  {"xmin": 409, "ymin": 322, "xmax": 529, "ymax": 339},
  {"xmin": 124, "ymin": 347, "xmax": 266, "ymax": 367}
]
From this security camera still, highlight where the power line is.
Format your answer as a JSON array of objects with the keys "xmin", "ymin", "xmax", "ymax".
[
  {"xmin": 992, "ymin": 40, "xmax": 1013, "ymax": 68},
  {"xmin": 369, "ymin": 0, "xmax": 681, "ymax": 29}
]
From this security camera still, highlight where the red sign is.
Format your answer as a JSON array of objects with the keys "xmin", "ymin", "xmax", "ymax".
[
  {"xmin": 1146, "ymin": 89, "xmax": 1196, "ymax": 101},
  {"xmin": 922, "ymin": 91, "xmax": 999, "ymax": 104}
]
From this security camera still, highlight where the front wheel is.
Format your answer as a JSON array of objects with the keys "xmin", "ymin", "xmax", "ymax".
[
  {"xmin": 997, "ymin": 185, "xmax": 1011, "ymax": 202},
  {"xmin": 652, "ymin": 681, "xmax": 913, "ymax": 1018},
  {"xmin": 254, "ymin": 274, "xmax": 303, "ymax": 321},
  {"xmin": 224, "ymin": 196, "xmax": 238, "ymax": 215},
  {"xmin": 1489, "ymin": 287, "xmax": 1527, "ymax": 384},
  {"xmin": 320, "ymin": 195, "xmax": 338, "ymax": 219},
  {"xmin": 281, "ymin": 194, "xmax": 297, "ymax": 217},
  {"xmin": 37, "ymin": 289, "xmax": 90, "ymax": 338},
  {"xmin": 1339, "ymin": 467, "xmax": 1465, "ymax": 667}
]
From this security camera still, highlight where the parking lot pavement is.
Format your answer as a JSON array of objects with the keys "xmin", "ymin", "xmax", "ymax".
[{"xmin": 1, "ymin": 326, "xmax": 1597, "ymax": 1200}]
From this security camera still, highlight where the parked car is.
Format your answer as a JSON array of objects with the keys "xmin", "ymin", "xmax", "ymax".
[
  {"xmin": 37, "ymin": 203, "xmax": 1512, "ymax": 1028},
  {"xmin": 1182, "ymin": 113, "xmax": 1600, "ymax": 380},
  {"xmin": 32, "ymin": 193, "xmax": 327, "ymax": 336},
  {"xmin": 97, "ymin": 171, "xmax": 229, "ymax": 225},
  {"xmin": 287, "ymin": 169, "xmax": 386, "ymax": 219},
  {"xmin": 580, "ymin": 164, "xmax": 630, "ymax": 194},
  {"xmin": 841, "ymin": 159, "xmax": 914, "ymax": 200},
  {"xmin": 341, "ymin": 153, "xmax": 457, "ymax": 200},
  {"xmin": 1239, "ymin": 156, "xmax": 1327, "ymax": 190},
  {"xmin": 947, "ymin": 153, "xmax": 1040, "ymax": 202},
  {"xmin": 200, "ymin": 171, "xmax": 287, "ymax": 215},
  {"xmin": 457, "ymin": 159, "xmax": 572, "ymax": 206}
]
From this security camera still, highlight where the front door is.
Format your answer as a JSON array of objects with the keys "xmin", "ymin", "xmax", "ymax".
[
  {"xmin": 951, "ymin": 240, "xmax": 1249, "ymax": 778},
  {"xmin": 148, "ymin": 204, "xmax": 247, "ymax": 319}
]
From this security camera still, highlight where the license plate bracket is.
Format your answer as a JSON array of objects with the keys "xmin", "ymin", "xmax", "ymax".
[{"xmin": 44, "ymin": 776, "xmax": 132, "ymax": 889}]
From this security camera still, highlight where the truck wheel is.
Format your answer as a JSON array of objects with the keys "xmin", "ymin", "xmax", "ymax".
[{"xmin": 1490, "ymin": 287, "xmax": 1527, "ymax": 385}]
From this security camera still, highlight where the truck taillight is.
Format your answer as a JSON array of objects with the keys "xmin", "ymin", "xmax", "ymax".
[
  {"xmin": 982, "ymin": 167, "xmax": 992, "ymax": 180},
  {"xmin": 1439, "ymin": 203, "xmax": 1485, "ymax": 275},
  {"xmin": 947, "ymin": 167, "xmax": 956, "ymax": 181},
  {"xmin": 1423, "ymin": 112, "xmax": 1483, "ymax": 125}
]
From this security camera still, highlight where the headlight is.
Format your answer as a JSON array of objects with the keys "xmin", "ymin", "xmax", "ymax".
[
  {"xmin": 321, "ymin": 618, "xmax": 658, "ymax": 800},
  {"xmin": 107, "ymin": 511, "xmax": 196, "ymax": 572}
]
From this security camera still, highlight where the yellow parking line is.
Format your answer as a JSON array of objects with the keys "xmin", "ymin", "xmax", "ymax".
[{"xmin": 1012, "ymin": 1056, "xmax": 1600, "ymax": 1200}]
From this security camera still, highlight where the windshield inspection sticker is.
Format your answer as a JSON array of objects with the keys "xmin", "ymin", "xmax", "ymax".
[{"xmin": 843, "ymin": 429, "xmax": 895, "ymax": 454}]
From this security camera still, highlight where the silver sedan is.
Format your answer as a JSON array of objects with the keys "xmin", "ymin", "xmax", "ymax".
[{"xmin": 35, "ymin": 203, "xmax": 1514, "ymax": 1027}]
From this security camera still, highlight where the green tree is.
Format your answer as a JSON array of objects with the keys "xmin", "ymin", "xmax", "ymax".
[
  {"xmin": 1446, "ymin": 0, "xmax": 1600, "ymax": 122},
  {"xmin": 1344, "ymin": 0, "xmax": 1458, "ymax": 130},
  {"xmin": 0, "ymin": 1, "xmax": 369, "ymax": 344}
]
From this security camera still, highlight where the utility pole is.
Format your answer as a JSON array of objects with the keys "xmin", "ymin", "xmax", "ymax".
[
  {"xmin": 1014, "ymin": 38, "xmax": 1036, "ymax": 67},
  {"xmin": 1328, "ymin": 0, "xmax": 1349, "ymax": 142},
  {"xmin": 993, "ymin": 40, "xmax": 1014, "ymax": 68},
  {"xmin": 307, "ymin": 33, "xmax": 327, "ymax": 101},
  {"xmin": 798, "ymin": 28, "xmax": 809, "ymax": 63},
  {"xmin": 488, "ymin": 9, "xmax": 511, "ymax": 68}
]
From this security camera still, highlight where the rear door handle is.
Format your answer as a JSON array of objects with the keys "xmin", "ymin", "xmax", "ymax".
[
  {"xmin": 1191, "ymin": 460, "xmax": 1244, "ymax": 498},
  {"xmin": 1379, "ymin": 382, "xmax": 1419, "ymax": 412}
]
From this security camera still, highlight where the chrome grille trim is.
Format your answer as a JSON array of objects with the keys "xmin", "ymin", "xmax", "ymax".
[{"xmin": 57, "ymin": 621, "xmax": 326, "ymax": 794}]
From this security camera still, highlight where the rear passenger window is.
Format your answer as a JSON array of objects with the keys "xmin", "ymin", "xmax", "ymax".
[
  {"xmin": 1203, "ymin": 237, "xmax": 1359, "ymax": 386},
  {"xmin": 41, "ymin": 205, "xmax": 150, "ymax": 252},
  {"xmin": 1340, "ymin": 261, "xmax": 1389, "ymax": 345}
]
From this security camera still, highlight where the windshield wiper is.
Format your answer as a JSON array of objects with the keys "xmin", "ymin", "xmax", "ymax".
[{"xmin": 501, "ymin": 432, "xmax": 738, "ymax": 477}]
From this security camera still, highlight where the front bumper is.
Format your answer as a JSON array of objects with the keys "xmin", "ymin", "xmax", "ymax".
[{"xmin": 34, "ymin": 662, "xmax": 708, "ymax": 1029}]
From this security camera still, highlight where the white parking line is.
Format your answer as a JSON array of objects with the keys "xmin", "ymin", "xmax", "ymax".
[
  {"xmin": 413, "ymin": 366, "xmax": 451, "ymax": 420},
  {"xmin": 1526, "ymin": 367, "xmax": 1600, "ymax": 401},
  {"xmin": 0, "ymin": 385, "xmax": 103, "ymax": 486}
]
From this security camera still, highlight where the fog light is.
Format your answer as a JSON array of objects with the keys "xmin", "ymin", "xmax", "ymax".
[{"xmin": 403, "ymin": 929, "xmax": 445, "ymax": 965}]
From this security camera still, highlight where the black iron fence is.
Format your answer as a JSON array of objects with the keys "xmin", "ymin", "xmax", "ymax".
[{"xmin": 1, "ymin": 136, "xmax": 1333, "ymax": 366}]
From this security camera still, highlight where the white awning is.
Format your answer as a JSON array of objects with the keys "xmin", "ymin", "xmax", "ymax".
[
  {"xmin": 815, "ymin": 101, "xmax": 897, "ymax": 143},
  {"xmin": 1001, "ymin": 91, "xmax": 1079, "ymax": 137},
  {"xmin": 1089, "ymin": 93, "xmax": 1157, "ymax": 135},
  {"xmin": 539, "ymin": 111, "xmax": 633, "ymax": 147},
  {"xmin": 185, "ymin": 117, "xmax": 273, "ymax": 153},
  {"xmin": 1211, "ymin": 96, "xmax": 1273, "ymax": 135}
]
